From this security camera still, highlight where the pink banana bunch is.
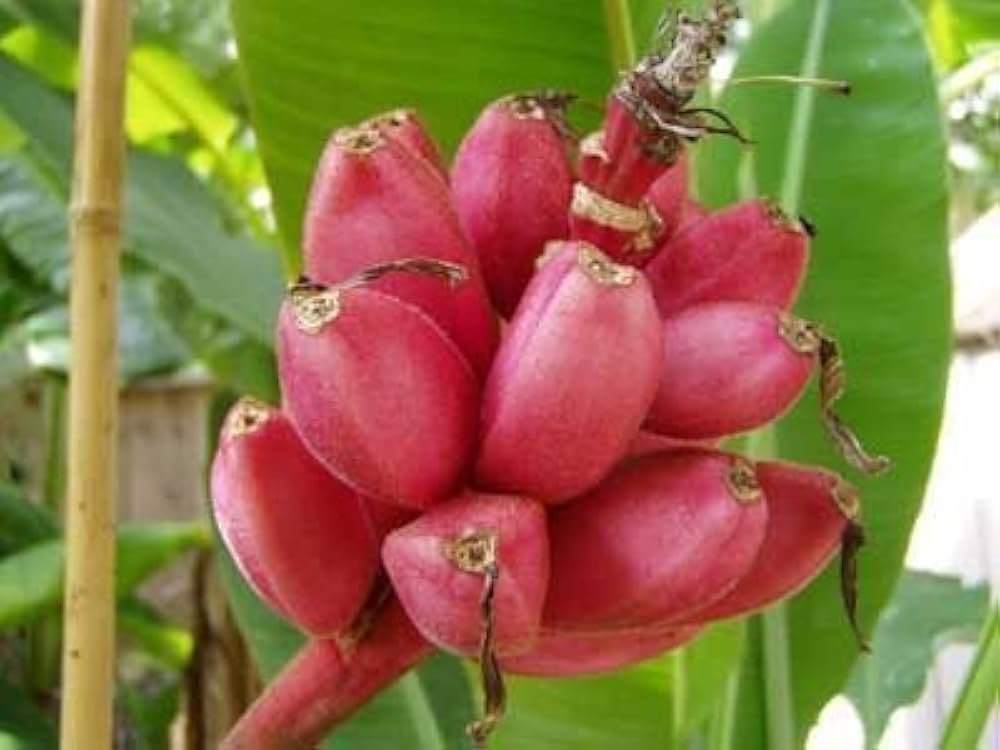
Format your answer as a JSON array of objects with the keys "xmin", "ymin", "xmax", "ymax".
[{"xmin": 212, "ymin": 4, "xmax": 889, "ymax": 747}]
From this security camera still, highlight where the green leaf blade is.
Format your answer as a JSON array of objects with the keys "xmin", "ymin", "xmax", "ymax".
[
  {"xmin": 0, "ymin": 54, "xmax": 285, "ymax": 347},
  {"xmin": 0, "ymin": 673, "xmax": 58, "ymax": 749},
  {"xmin": 493, "ymin": 657, "xmax": 674, "ymax": 750},
  {"xmin": 673, "ymin": 620, "xmax": 747, "ymax": 743},
  {"xmin": 846, "ymin": 571, "xmax": 991, "ymax": 747},
  {"xmin": 0, "ymin": 521, "xmax": 210, "ymax": 628},
  {"xmin": 941, "ymin": 605, "xmax": 1000, "ymax": 750},
  {"xmin": 0, "ymin": 481, "xmax": 57, "ymax": 553},
  {"xmin": 699, "ymin": 0, "xmax": 952, "ymax": 742},
  {"xmin": 231, "ymin": 0, "xmax": 616, "ymax": 259}
]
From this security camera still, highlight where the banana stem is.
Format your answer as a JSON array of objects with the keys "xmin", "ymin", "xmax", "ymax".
[{"xmin": 221, "ymin": 599, "xmax": 431, "ymax": 749}]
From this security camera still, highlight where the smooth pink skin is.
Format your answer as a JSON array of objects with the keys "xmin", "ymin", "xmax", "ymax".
[
  {"xmin": 694, "ymin": 461, "xmax": 851, "ymax": 622},
  {"xmin": 304, "ymin": 130, "xmax": 497, "ymax": 377},
  {"xmin": 211, "ymin": 404, "xmax": 378, "ymax": 636},
  {"xmin": 452, "ymin": 98, "xmax": 573, "ymax": 318},
  {"xmin": 646, "ymin": 199, "xmax": 809, "ymax": 318},
  {"xmin": 475, "ymin": 243, "xmax": 663, "ymax": 503},
  {"xmin": 676, "ymin": 198, "xmax": 708, "ymax": 231},
  {"xmin": 644, "ymin": 154, "xmax": 689, "ymax": 243},
  {"xmin": 382, "ymin": 492, "xmax": 549, "ymax": 656},
  {"xmin": 502, "ymin": 623, "xmax": 701, "ymax": 677},
  {"xmin": 544, "ymin": 450, "xmax": 768, "ymax": 632},
  {"xmin": 221, "ymin": 599, "xmax": 431, "ymax": 750},
  {"xmin": 365, "ymin": 109, "xmax": 447, "ymax": 180},
  {"xmin": 278, "ymin": 287, "xmax": 479, "ymax": 510},
  {"xmin": 212, "ymin": 467, "xmax": 287, "ymax": 617},
  {"xmin": 646, "ymin": 302, "xmax": 815, "ymax": 440}
]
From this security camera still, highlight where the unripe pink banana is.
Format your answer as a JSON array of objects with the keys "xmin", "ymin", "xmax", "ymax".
[
  {"xmin": 646, "ymin": 302, "xmax": 817, "ymax": 439},
  {"xmin": 382, "ymin": 492, "xmax": 549, "ymax": 657},
  {"xmin": 694, "ymin": 461, "xmax": 868, "ymax": 647},
  {"xmin": 475, "ymin": 242, "xmax": 662, "ymax": 503},
  {"xmin": 645, "ymin": 199, "xmax": 810, "ymax": 317},
  {"xmin": 452, "ymin": 93, "xmax": 574, "ymax": 317},
  {"xmin": 277, "ymin": 279, "xmax": 479, "ymax": 509},
  {"xmin": 304, "ymin": 125, "xmax": 497, "ymax": 376},
  {"xmin": 649, "ymin": 302, "xmax": 891, "ymax": 475},
  {"xmin": 544, "ymin": 449, "xmax": 768, "ymax": 632},
  {"xmin": 220, "ymin": 598, "xmax": 431, "ymax": 750},
  {"xmin": 210, "ymin": 398, "xmax": 377, "ymax": 635}
]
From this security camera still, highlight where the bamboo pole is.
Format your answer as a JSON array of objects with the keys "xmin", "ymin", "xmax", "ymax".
[{"xmin": 59, "ymin": 0, "xmax": 130, "ymax": 747}]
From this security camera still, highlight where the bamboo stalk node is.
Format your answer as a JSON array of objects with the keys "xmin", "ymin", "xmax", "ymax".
[{"xmin": 69, "ymin": 203, "xmax": 122, "ymax": 234}]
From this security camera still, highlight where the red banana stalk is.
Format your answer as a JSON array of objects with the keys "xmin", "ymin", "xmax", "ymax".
[
  {"xmin": 645, "ymin": 199, "xmax": 810, "ymax": 317},
  {"xmin": 220, "ymin": 599, "xmax": 431, "ymax": 750},
  {"xmin": 277, "ymin": 278, "xmax": 479, "ymax": 509},
  {"xmin": 578, "ymin": 98, "xmax": 676, "ymax": 204},
  {"xmin": 543, "ymin": 449, "xmax": 768, "ymax": 632},
  {"xmin": 570, "ymin": 118, "xmax": 668, "ymax": 265},
  {"xmin": 475, "ymin": 242, "xmax": 662, "ymax": 503},
  {"xmin": 570, "ymin": 3, "xmax": 740, "ymax": 263},
  {"xmin": 304, "ymin": 124, "xmax": 497, "ymax": 376},
  {"xmin": 452, "ymin": 93, "xmax": 574, "ymax": 317},
  {"xmin": 210, "ymin": 398, "xmax": 377, "ymax": 635}
]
